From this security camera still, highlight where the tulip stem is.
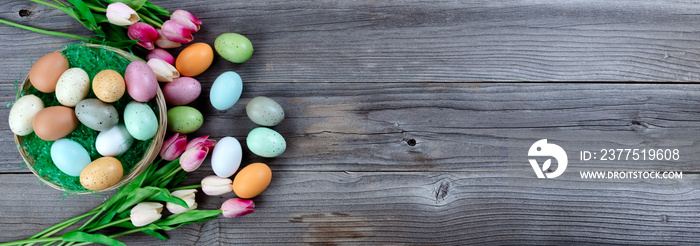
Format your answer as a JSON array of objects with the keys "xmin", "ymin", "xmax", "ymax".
[
  {"xmin": 84, "ymin": 4, "xmax": 106, "ymax": 12},
  {"xmin": 85, "ymin": 217, "xmax": 131, "ymax": 233},
  {"xmin": 27, "ymin": 206, "xmax": 103, "ymax": 241},
  {"xmin": 169, "ymin": 184, "xmax": 202, "ymax": 191},
  {"xmin": 51, "ymin": 0, "xmax": 67, "ymax": 7},
  {"xmin": 0, "ymin": 237, "xmax": 60, "ymax": 246},
  {"xmin": 0, "ymin": 18, "xmax": 92, "ymax": 42},
  {"xmin": 138, "ymin": 13, "xmax": 162, "ymax": 28},
  {"xmin": 26, "ymin": 0, "xmax": 60, "ymax": 9},
  {"xmin": 69, "ymin": 228, "xmax": 143, "ymax": 246}
]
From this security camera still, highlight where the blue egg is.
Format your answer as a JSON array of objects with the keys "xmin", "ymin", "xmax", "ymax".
[
  {"xmin": 50, "ymin": 138, "xmax": 91, "ymax": 176},
  {"xmin": 210, "ymin": 71, "xmax": 243, "ymax": 110}
]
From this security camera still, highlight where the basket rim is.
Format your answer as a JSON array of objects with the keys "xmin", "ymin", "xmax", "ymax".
[{"xmin": 14, "ymin": 43, "xmax": 167, "ymax": 194}]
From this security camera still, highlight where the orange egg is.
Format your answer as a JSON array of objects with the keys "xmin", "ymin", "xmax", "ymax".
[
  {"xmin": 232, "ymin": 163, "xmax": 272, "ymax": 199},
  {"xmin": 175, "ymin": 42, "xmax": 214, "ymax": 77},
  {"xmin": 80, "ymin": 157, "xmax": 123, "ymax": 190},
  {"xmin": 92, "ymin": 69, "xmax": 125, "ymax": 103},
  {"xmin": 29, "ymin": 52, "xmax": 69, "ymax": 93},
  {"xmin": 32, "ymin": 106, "xmax": 78, "ymax": 141}
]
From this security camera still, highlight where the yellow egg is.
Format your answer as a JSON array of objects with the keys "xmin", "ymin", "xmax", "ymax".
[
  {"xmin": 80, "ymin": 157, "xmax": 123, "ymax": 190},
  {"xmin": 92, "ymin": 69, "xmax": 126, "ymax": 103},
  {"xmin": 176, "ymin": 43, "xmax": 214, "ymax": 77},
  {"xmin": 232, "ymin": 163, "xmax": 272, "ymax": 199}
]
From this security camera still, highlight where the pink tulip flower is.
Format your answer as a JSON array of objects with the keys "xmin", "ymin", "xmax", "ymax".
[
  {"xmin": 161, "ymin": 20, "xmax": 194, "ymax": 43},
  {"xmin": 155, "ymin": 29, "xmax": 182, "ymax": 49},
  {"xmin": 170, "ymin": 10, "xmax": 202, "ymax": 32},
  {"xmin": 106, "ymin": 3, "xmax": 139, "ymax": 26},
  {"xmin": 128, "ymin": 22, "xmax": 159, "ymax": 50},
  {"xmin": 221, "ymin": 198, "xmax": 254, "ymax": 218},
  {"xmin": 147, "ymin": 48, "xmax": 175, "ymax": 65},
  {"xmin": 180, "ymin": 136, "xmax": 216, "ymax": 172},
  {"xmin": 160, "ymin": 133, "xmax": 187, "ymax": 161}
]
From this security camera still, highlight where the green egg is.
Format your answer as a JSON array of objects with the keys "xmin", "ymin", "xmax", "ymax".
[
  {"xmin": 214, "ymin": 33, "xmax": 254, "ymax": 63},
  {"xmin": 124, "ymin": 101, "xmax": 158, "ymax": 141},
  {"xmin": 167, "ymin": 106, "xmax": 203, "ymax": 134},
  {"xmin": 246, "ymin": 127, "xmax": 286, "ymax": 158}
]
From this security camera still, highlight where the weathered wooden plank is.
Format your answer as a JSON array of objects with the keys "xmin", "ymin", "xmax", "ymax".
[
  {"xmin": 3, "ymin": 0, "xmax": 700, "ymax": 82},
  {"xmin": 2, "ymin": 83, "xmax": 700, "ymax": 173},
  {"xmin": 2, "ymin": 171, "xmax": 700, "ymax": 245}
]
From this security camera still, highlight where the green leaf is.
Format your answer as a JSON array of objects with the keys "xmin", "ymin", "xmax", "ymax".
[
  {"xmin": 143, "ymin": 1, "xmax": 170, "ymax": 16},
  {"xmin": 142, "ymin": 230, "xmax": 168, "ymax": 241},
  {"xmin": 116, "ymin": 186, "xmax": 187, "ymax": 213},
  {"xmin": 145, "ymin": 159, "xmax": 181, "ymax": 186},
  {"xmin": 65, "ymin": 0, "xmax": 99, "ymax": 30},
  {"xmin": 104, "ymin": 0, "xmax": 147, "ymax": 10},
  {"xmin": 147, "ymin": 187, "xmax": 188, "ymax": 207},
  {"xmin": 157, "ymin": 210, "xmax": 222, "ymax": 227},
  {"xmin": 62, "ymin": 231, "xmax": 127, "ymax": 246},
  {"xmin": 165, "ymin": 171, "xmax": 187, "ymax": 188}
]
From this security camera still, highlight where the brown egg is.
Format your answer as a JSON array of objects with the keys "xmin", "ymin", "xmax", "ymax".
[
  {"xmin": 80, "ymin": 157, "xmax": 123, "ymax": 191},
  {"xmin": 232, "ymin": 163, "xmax": 272, "ymax": 199},
  {"xmin": 29, "ymin": 52, "xmax": 69, "ymax": 93},
  {"xmin": 32, "ymin": 106, "xmax": 78, "ymax": 141},
  {"xmin": 92, "ymin": 69, "xmax": 125, "ymax": 103}
]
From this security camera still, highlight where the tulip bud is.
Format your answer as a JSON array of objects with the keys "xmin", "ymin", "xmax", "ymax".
[
  {"xmin": 147, "ymin": 48, "xmax": 175, "ymax": 65},
  {"xmin": 161, "ymin": 20, "xmax": 194, "ymax": 43},
  {"xmin": 221, "ymin": 198, "xmax": 254, "ymax": 218},
  {"xmin": 201, "ymin": 175, "xmax": 233, "ymax": 196},
  {"xmin": 155, "ymin": 29, "xmax": 182, "ymax": 49},
  {"xmin": 128, "ymin": 22, "xmax": 159, "ymax": 50},
  {"xmin": 160, "ymin": 133, "xmax": 187, "ymax": 161},
  {"xmin": 130, "ymin": 202, "xmax": 163, "ymax": 227},
  {"xmin": 186, "ymin": 135, "xmax": 216, "ymax": 150},
  {"xmin": 166, "ymin": 189, "xmax": 198, "ymax": 214},
  {"xmin": 147, "ymin": 58, "xmax": 180, "ymax": 82},
  {"xmin": 106, "ymin": 2, "xmax": 139, "ymax": 26},
  {"xmin": 180, "ymin": 136, "xmax": 216, "ymax": 172},
  {"xmin": 170, "ymin": 10, "xmax": 202, "ymax": 32}
]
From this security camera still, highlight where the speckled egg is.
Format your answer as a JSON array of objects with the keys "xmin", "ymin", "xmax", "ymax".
[
  {"xmin": 246, "ymin": 127, "xmax": 286, "ymax": 158},
  {"xmin": 210, "ymin": 71, "xmax": 243, "ymax": 111},
  {"xmin": 80, "ymin": 157, "xmax": 123, "ymax": 190},
  {"xmin": 75, "ymin": 99, "xmax": 119, "ymax": 131},
  {"xmin": 246, "ymin": 96, "xmax": 284, "ymax": 126},
  {"xmin": 124, "ymin": 101, "xmax": 158, "ymax": 140},
  {"xmin": 93, "ymin": 69, "xmax": 125, "ymax": 103},
  {"xmin": 167, "ymin": 106, "xmax": 203, "ymax": 134},
  {"xmin": 55, "ymin": 68, "xmax": 90, "ymax": 107},
  {"xmin": 9, "ymin": 94, "xmax": 44, "ymax": 136},
  {"xmin": 29, "ymin": 52, "xmax": 69, "ymax": 93},
  {"xmin": 124, "ymin": 61, "xmax": 158, "ymax": 102},
  {"xmin": 162, "ymin": 77, "xmax": 201, "ymax": 106},
  {"xmin": 214, "ymin": 33, "xmax": 254, "ymax": 63},
  {"xmin": 51, "ymin": 138, "xmax": 91, "ymax": 176},
  {"xmin": 32, "ymin": 106, "xmax": 79, "ymax": 141}
]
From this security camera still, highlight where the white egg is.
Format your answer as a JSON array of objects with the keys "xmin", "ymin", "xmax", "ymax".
[
  {"xmin": 95, "ymin": 124, "xmax": 134, "ymax": 157},
  {"xmin": 55, "ymin": 68, "xmax": 90, "ymax": 107},
  {"xmin": 211, "ymin": 137, "xmax": 242, "ymax": 178},
  {"xmin": 9, "ymin": 94, "xmax": 44, "ymax": 136}
]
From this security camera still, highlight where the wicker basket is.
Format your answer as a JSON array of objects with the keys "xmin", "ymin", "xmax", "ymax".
[{"xmin": 13, "ymin": 44, "xmax": 167, "ymax": 193}]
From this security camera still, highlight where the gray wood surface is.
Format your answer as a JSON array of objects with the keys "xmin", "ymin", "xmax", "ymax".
[{"xmin": 2, "ymin": 0, "xmax": 700, "ymax": 245}]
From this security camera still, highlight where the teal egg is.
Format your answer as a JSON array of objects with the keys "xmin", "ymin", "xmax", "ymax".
[
  {"xmin": 124, "ymin": 101, "xmax": 158, "ymax": 141},
  {"xmin": 210, "ymin": 71, "xmax": 243, "ymax": 111},
  {"xmin": 246, "ymin": 127, "xmax": 286, "ymax": 158},
  {"xmin": 167, "ymin": 106, "xmax": 203, "ymax": 134},
  {"xmin": 214, "ymin": 33, "xmax": 253, "ymax": 63},
  {"xmin": 51, "ymin": 138, "xmax": 91, "ymax": 176}
]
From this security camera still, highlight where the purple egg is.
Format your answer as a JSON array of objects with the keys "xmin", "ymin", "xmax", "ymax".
[
  {"xmin": 162, "ymin": 77, "xmax": 201, "ymax": 105},
  {"xmin": 124, "ymin": 61, "xmax": 158, "ymax": 102}
]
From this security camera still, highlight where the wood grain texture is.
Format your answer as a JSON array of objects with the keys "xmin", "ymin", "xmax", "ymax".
[
  {"xmin": 3, "ymin": 0, "xmax": 700, "ymax": 82},
  {"xmin": 2, "ymin": 172, "xmax": 700, "ymax": 245}
]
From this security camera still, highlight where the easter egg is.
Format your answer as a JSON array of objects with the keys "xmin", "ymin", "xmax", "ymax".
[
  {"xmin": 51, "ymin": 138, "xmax": 91, "ymax": 176},
  {"xmin": 232, "ymin": 163, "xmax": 272, "ymax": 199},
  {"xmin": 55, "ymin": 68, "xmax": 90, "ymax": 107},
  {"xmin": 95, "ymin": 124, "xmax": 134, "ymax": 157},
  {"xmin": 32, "ymin": 106, "xmax": 79, "ymax": 141},
  {"xmin": 167, "ymin": 106, "xmax": 203, "ymax": 134},
  {"xmin": 246, "ymin": 96, "xmax": 284, "ymax": 126},
  {"xmin": 124, "ymin": 61, "xmax": 158, "ymax": 102},
  {"xmin": 75, "ymin": 99, "xmax": 119, "ymax": 131},
  {"xmin": 93, "ymin": 69, "xmax": 126, "ymax": 103},
  {"xmin": 210, "ymin": 71, "xmax": 243, "ymax": 111},
  {"xmin": 246, "ymin": 127, "xmax": 286, "ymax": 158},
  {"xmin": 124, "ymin": 101, "xmax": 158, "ymax": 140},
  {"xmin": 211, "ymin": 137, "xmax": 242, "ymax": 178},
  {"xmin": 214, "ymin": 33, "xmax": 254, "ymax": 63},
  {"xmin": 175, "ymin": 42, "xmax": 214, "ymax": 77},
  {"xmin": 29, "ymin": 52, "xmax": 69, "ymax": 93},
  {"xmin": 162, "ymin": 77, "xmax": 201, "ymax": 105},
  {"xmin": 80, "ymin": 157, "xmax": 123, "ymax": 190},
  {"xmin": 9, "ymin": 95, "xmax": 44, "ymax": 136}
]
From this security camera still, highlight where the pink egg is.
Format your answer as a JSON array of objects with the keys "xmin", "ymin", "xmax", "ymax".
[
  {"xmin": 124, "ymin": 61, "xmax": 158, "ymax": 102},
  {"xmin": 162, "ymin": 77, "xmax": 202, "ymax": 105}
]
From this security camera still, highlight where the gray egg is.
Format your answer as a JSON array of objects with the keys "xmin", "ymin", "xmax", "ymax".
[
  {"xmin": 75, "ymin": 98, "xmax": 119, "ymax": 131},
  {"xmin": 246, "ymin": 96, "xmax": 284, "ymax": 126}
]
